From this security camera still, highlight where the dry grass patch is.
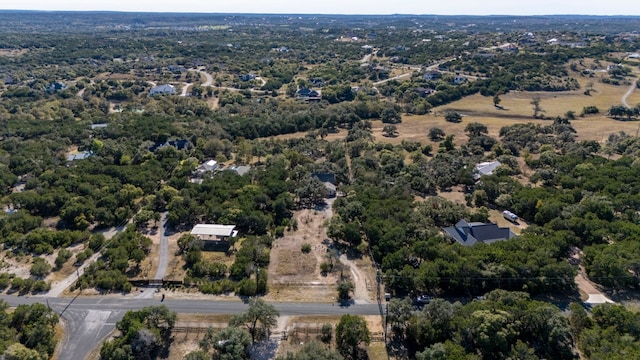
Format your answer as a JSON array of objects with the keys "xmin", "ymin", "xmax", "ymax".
[
  {"xmin": 50, "ymin": 323, "xmax": 66, "ymax": 360},
  {"xmin": 0, "ymin": 251, "xmax": 32, "ymax": 279},
  {"xmin": 266, "ymin": 208, "xmax": 342, "ymax": 303},
  {"xmin": 201, "ymin": 250, "xmax": 236, "ymax": 268},
  {"xmin": 166, "ymin": 332, "xmax": 202, "ymax": 360},
  {"xmin": 367, "ymin": 341, "xmax": 389, "ymax": 360},
  {"xmin": 206, "ymin": 97, "xmax": 219, "ymax": 110},
  {"xmin": 265, "ymin": 285, "xmax": 337, "ymax": 303},
  {"xmin": 274, "ymin": 249, "xmax": 317, "ymax": 276},
  {"xmin": 0, "ymin": 49, "xmax": 27, "ymax": 57},
  {"xmin": 437, "ymin": 185, "xmax": 467, "ymax": 206},
  {"xmin": 175, "ymin": 313, "xmax": 231, "ymax": 324},
  {"xmin": 165, "ymin": 237, "xmax": 186, "ymax": 281},
  {"xmin": 487, "ymin": 209, "xmax": 528, "ymax": 235}
]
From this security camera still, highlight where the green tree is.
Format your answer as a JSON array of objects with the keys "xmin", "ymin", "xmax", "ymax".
[
  {"xmin": 429, "ymin": 127, "xmax": 445, "ymax": 141},
  {"xmin": 569, "ymin": 302, "xmax": 592, "ymax": 338},
  {"xmin": 444, "ymin": 111, "xmax": 462, "ymax": 123},
  {"xmin": 295, "ymin": 176, "xmax": 328, "ymax": 209},
  {"xmin": 386, "ymin": 297, "xmax": 413, "ymax": 340},
  {"xmin": 335, "ymin": 315, "xmax": 370, "ymax": 360},
  {"xmin": 337, "ymin": 280, "xmax": 354, "ymax": 302},
  {"xmin": 382, "ymin": 124, "xmax": 398, "ymax": 137},
  {"xmin": 199, "ymin": 326, "xmax": 251, "ymax": 360},
  {"xmin": 493, "ymin": 94, "xmax": 501, "ymax": 107},
  {"xmin": 2, "ymin": 343, "xmax": 45, "ymax": 360},
  {"xmin": 319, "ymin": 323, "xmax": 333, "ymax": 344},
  {"xmin": 29, "ymin": 258, "xmax": 50, "ymax": 278},
  {"xmin": 102, "ymin": 305, "xmax": 176, "ymax": 360},
  {"xmin": 381, "ymin": 107, "xmax": 402, "ymax": 124},
  {"xmin": 229, "ymin": 298, "xmax": 279, "ymax": 343},
  {"xmin": 9, "ymin": 303, "xmax": 58, "ymax": 358},
  {"xmin": 464, "ymin": 122, "xmax": 488, "ymax": 137},
  {"xmin": 278, "ymin": 342, "xmax": 343, "ymax": 360}
]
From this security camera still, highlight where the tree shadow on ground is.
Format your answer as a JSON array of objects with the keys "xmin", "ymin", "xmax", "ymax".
[{"xmin": 249, "ymin": 339, "xmax": 279, "ymax": 360}]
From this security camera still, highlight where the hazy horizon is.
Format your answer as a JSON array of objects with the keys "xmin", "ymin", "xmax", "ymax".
[{"xmin": 2, "ymin": 0, "xmax": 639, "ymax": 16}]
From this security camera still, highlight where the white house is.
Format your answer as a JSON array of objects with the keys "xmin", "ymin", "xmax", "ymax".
[
  {"xmin": 201, "ymin": 160, "xmax": 218, "ymax": 171},
  {"xmin": 191, "ymin": 224, "xmax": 238, "ymax": 242},
  {"xmin": 150, "ymin": 84, "xmax": 175, "ymax": 96}
]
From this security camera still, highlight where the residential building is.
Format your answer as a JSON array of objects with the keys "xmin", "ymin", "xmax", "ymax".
[
  {"xmin": 443, "ymin": 219, "xmax": 515, "ymax": 246},
  {"xmin": 415, "ymin": 87, "xmax": 435, "ymax": 97},
  {"xmin": 66, "ymin": 151, "xmax": 92, "ymax": 161},
  {"xmin": 46, "ymin": 81, "xmax": 67, "ymax": 93},
  {"xmin": 191, "ymin": 224, "xmax": 238, "ymax": 242},
  {"xmin": 296, "ymin": 88, "xmax": 321, "ymax": 100},
  {"xmin": 150, "ymin": 139, "xmax": 190, "ymax": 152},
  {"xmin": 473, "ymin": 161, "xmax": 501, "ymax": 180},
  {"xmin": 423, "ymin": 70, "xmax": 442, "ymax": 80},
  {"xmin": 453, "ymin": 75, "xmax": 467, "ymax": 85},
  {"xmin": 150, "ymin": 84, "xmax": 175, "ymax": 96},
  {"xmin": 239, "ymin": 74, "xmax": 257, "ymax": 82},
  {"xmin": 224, "ymin": 165, "xmax": 251, "ymax": 176},
  {"xmin": 313, "ymin": 173, "xmax": 337, "ymax": 198}
]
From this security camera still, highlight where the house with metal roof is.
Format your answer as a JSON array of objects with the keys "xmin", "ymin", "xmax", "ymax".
[
  {"xmin": 191, "ymin": 224, "xmax": 238, "ymax": 242},
  {"xmin": 443, "ymin": 220, "xmax": 515, "ymax": 246},
  {"xmin": 473, "ymin": 161, "xmax": 501, "ymax": 180}
]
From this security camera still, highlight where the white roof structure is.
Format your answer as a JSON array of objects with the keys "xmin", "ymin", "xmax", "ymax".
[
  {"xmin": 474, "ymin": 161, "xmax": 501, "ymax": 180},
  {"xmin": 191, "ymin": 224, "xmax": 237, "ymax": 238}
]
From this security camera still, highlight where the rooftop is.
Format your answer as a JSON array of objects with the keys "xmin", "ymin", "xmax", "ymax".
[
  {"xmin": 443, "ymin": 219, "xmax": 515, "ymax": 246},
  {"xmin": 191, "ymin": 224, "xmax": 237, "ymax": 237}
]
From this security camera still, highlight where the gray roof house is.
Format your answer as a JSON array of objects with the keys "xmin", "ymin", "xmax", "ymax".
[
  {"xmin": 423, "ymin": 70, "xmax": 442, "ymax": 80},
  {"xmin": 150, "ymin": 84, "xmax": 175, "ymax": 96},
  {"xmin": 473, "ymin": 161, "xmax": 501, "ymax": 180},
  {"xmin": 224, "ymin": 165, "xmax": 251, "ymax": 176},
  {"xmin": 444, "ymin": 220, "xmax": 515, "ymax": 246}
]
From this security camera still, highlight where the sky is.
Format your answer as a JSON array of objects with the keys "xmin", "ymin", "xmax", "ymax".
[{"xmin": 2, "ymin": 0, "xmax": 639, "ymax": 15}]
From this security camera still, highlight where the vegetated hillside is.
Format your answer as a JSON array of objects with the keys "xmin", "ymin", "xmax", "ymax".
[{"xmin": 0, "ymin": 12, "xmax": 640, "ymax": 359}]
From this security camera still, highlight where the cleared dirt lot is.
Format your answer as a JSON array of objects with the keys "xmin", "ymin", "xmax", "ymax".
[{"xmin": 265, "ymin": 202, "xmax": 376, "ymax": 304}]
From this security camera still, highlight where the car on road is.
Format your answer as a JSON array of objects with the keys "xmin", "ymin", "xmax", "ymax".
[{"xmin": 416, "ymin": 295, "xmax": 432, "ymax": 304}]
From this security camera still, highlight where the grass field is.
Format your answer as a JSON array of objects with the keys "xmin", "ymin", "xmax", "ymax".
[{"xmin": 274, "ymin": 65, "xmax": 640, "ymax": 147}]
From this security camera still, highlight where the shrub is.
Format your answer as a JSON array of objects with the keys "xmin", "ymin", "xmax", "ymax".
[
  {"xmin": 236, "ymin": 278, "xmax": 257, "ymax": 296},
  {"xmin": 301, "ymin": 243, "xmax": 312, "ymax": 253},
  {"xmin": 444, "ymin": 110, "xmax": 462, "ymax": 123},
  {"xmin": 55, "ymin": 248, "xmax": 73, "ymax": 269},
  {"xmin": 319, "ymin": 323, "xmax": 333, "ymax": 344},
  {"xmin": 30, "ymin": 257, "xmax": 51, "ymax": 278},
  {"xmin": 0, "ymin": 273, "xmax": 13, "ymax": 289},
  {"xmin": 581, "ymin": 105, "xmax": 600, "ymax": 116},
  {"xmin": 33, "ymin": 280, "xmax": 51, "ymax": 293},
  {"xmin": 320, "ymin": 262, "xmax": 331, "ymax": 274}
]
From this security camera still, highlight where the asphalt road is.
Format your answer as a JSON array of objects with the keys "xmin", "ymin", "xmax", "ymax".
[{"xmin": 0, "ymin": 295, "xmax": 380, "ymax": 360}]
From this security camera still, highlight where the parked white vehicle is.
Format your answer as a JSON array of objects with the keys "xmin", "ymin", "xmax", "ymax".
[{"xmin": 503, "ymin": 210, "xmax": 518, "ymax": 222}]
